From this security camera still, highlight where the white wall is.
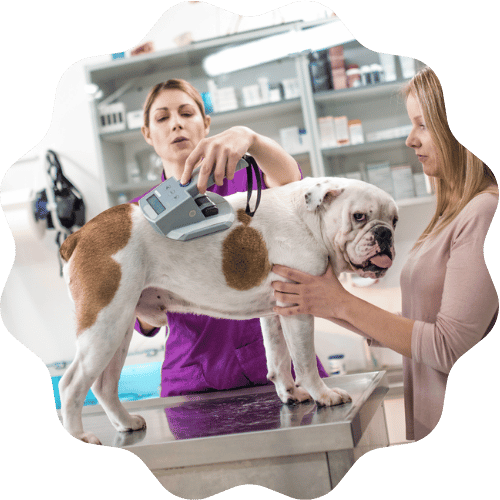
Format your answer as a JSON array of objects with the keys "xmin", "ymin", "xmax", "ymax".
[
  {"xmin": 0, "ymin": 1, "xmax": 336, "ymax": 372},
  {"xmin": 1, "ymin": 61, "xmax": 109, "ymax": 369}
]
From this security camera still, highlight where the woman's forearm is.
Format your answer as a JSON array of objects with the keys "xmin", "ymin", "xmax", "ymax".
[
  {"xmin": 181, "ymin": 126, "xmax": 301, "ymax": 191},
  {"xmin": 272, "ymin": 264, "xmax": 414, "ymax": 358},
  {"xmin": 335, "ymin": 294, "xmax": 414, "ymax": 358},
  {"xmin": 247, "ymin": 130, "xmax": 302, "ymax": 187}
]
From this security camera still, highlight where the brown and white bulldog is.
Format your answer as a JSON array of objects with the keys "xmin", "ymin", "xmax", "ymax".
[{"xmin": 58, "ymin": 176, "xmax": 398, "ymax": 444}]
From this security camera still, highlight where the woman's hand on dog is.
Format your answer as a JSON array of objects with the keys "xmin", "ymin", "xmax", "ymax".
[{"xmin": 271, "ymin": 264, "xmax": 348, "ymax": 321}]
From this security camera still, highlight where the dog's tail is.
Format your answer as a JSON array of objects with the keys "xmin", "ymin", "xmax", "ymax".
[{"xmin": 60, "ymin": 231, "xmax": 80, "ymax": 262}]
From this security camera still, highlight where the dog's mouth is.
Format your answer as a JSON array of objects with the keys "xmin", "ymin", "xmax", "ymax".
[{"xmin": 350, "ymin": 248, "xmax": 394, "ymax": 277}]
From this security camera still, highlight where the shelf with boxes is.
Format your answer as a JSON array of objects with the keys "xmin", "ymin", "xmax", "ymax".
[
  {"xmin": 87, "ymin": 17, "xmax": 431, "ymax": 209},
  {"xmin": 365, "ymin": 161, "xmax": 430, "ymax": 202},
  {"xmin": 100, "ymin": 97, "xmax": 303, "ymax": 145},
  {"xmin": 313, "ymin": 79, "xmax": 408, "ymax": 104},
  {"xmin": 323, "ymin": 153, "xmax": 434, "ymax": 207},
  {"xmin": 321, "ymin": 137, "xmax": 408, "ymax": 157},
  {"xmin": 312, "ymin": 80, "xmax": 413, "ymax": 151},
  {"xmin": 303, "ymin": 39, "xmax": 429, "ymax": 207},
  {"xmin": 88, "ymin": 20, "xmax": 303, "ymax": 87},
  {"xmin": 90, "ymin": 69, "xmax": 309, "ymax": 202},
  {"xmin": 308, "ymin": 39, "xmax": 418, "ymax": 95},
  {"xmin": 97, "ymin": 92, "xmax": 307, "ymax": 200}
]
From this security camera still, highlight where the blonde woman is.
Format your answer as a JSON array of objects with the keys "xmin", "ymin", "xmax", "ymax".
[{"xmin": 272, "ymin": 67, "xmax": 498, "ymax": 441}]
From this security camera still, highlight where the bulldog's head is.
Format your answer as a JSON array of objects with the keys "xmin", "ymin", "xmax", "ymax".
[{"xmin": 305, "ymin": 178, "xmax": 398, "ymax": 279}]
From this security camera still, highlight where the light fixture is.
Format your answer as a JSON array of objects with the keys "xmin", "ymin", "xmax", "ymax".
[
  {"xmin": 203, "ymin": 20, "xmax": 355, "ymax": 77},
  {"xmin": 84, "ymin": 83, "xmax": 103, "ymax": 101}
]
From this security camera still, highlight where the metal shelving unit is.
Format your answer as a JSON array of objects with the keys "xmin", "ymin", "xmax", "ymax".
[{"xmin": 85, "ymin": 17, "xmax": 432, "ymax": 209}]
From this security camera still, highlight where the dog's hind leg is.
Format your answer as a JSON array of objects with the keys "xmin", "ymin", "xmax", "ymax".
[
  {"xmin": 260, "ymin": 316, "xmax": 312, "ymax": 404},
  {"xmin": 91, "ymin": 320, "xmax": 146, "ymax": 434},
  {"xmin": 279, "ymin": 314, "xmax": 351, "ymax": 407},
  {"xmin": 59, "ymin": 309, "xmax": 140, "ymax": 444}
]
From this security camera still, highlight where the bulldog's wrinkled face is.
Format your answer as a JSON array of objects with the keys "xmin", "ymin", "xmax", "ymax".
[
  {"xmin": 342, "ymin": 212, "xmax": 397, "ymax": 279},
  {"xmin": 305, "ymin": 178, "xmax": 398, "ymax": 279}
]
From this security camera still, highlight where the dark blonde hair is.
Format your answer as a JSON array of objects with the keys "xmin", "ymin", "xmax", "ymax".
[
  {"xmin": 402, "ymin": 67, "xmax": 497, "ymax": 247},
  {"xmin": 143, "ymin": 79, "xmax": 207, "ymax": 128}
]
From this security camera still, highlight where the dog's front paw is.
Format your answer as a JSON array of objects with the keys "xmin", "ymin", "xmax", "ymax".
[
  {"xmin": 76, "ymin": 431, "xmax": 102, "ymax": 445},
  {"xmin": 279, "ymin": 384, "xmax": 312, "ymax": 405},
  {"xmin": 332, "ymin": 387, "xmax": 352, "ymax": 404},
  {"xmin": 115, "ymin": 414, "xmax": 147, "ymax": 433},
  {"xmin": 315, "ymin": 387, "xmax": 351, "ymax": 407}
]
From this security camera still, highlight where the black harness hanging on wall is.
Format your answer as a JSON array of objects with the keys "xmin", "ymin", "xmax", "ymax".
[{"xmin": 34, "ymin": 150, "xmax": 86, "ymax": 275}]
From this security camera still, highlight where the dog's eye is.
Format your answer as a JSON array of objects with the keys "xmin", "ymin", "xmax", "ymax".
[
  {"xmin": 393, "ymin": 217, "xmax": 398, "ymax": 228},
  {"xmin": 353, "ymin": 213, "xmax": 367, "ymax": 223}
]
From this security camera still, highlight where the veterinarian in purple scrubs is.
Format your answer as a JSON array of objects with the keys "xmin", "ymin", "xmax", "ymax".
[
  {"xmin": 131, "ymin": 78, "xmax": 328, "ymax": 397},
  {"xmin": 272, "ymin": 67, "xmax": 498, "ymax": 441}
]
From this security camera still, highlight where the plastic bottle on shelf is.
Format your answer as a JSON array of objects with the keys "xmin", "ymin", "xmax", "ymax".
[
  {"xmin": 378, "ymin": 53, "xmax": 397, "ymax": 81},
  {"xmin": 370, "ymin": 63, "xmax": 383, "ymax": 84},
  {"xmin": 346, "ymin": 65, "xmax": 362, "ymax": 88},
  {"xmin": 360, "ymin": 65, "xmax": 372, "ymax": 85}
]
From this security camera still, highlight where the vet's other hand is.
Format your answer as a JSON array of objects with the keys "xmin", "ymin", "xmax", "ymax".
[
  {"xmin": 272, "ymin": 264, "xmax": 347, "ymax": 320},
  {"xmin": 181, "ymin": 126, "xmax": 254, "ymax": 193}
]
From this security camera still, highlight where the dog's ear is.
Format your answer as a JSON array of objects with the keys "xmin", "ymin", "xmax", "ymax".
[{"xmin": 305, "ymin": 180, "xmax": 344, "ymax": 211}]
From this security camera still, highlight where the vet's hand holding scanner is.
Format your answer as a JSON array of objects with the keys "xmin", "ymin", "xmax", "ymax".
[{"xmin": 140, "ymin": 154, "xmax": 261, "ymax": 241}]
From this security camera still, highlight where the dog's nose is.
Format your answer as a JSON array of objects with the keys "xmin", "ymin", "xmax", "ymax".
[{"xmin": 374, "ymin": 226, "xmax": 392, "ymax": 241}]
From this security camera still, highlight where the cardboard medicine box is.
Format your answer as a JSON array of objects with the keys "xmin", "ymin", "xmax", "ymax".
[
  {"xmin": 391, "ymin": 165, "xmax": 415, "ymax": 200},
  {"xmin": 367, "ymin": 162, "xmax": 394, "ymax": 196}
]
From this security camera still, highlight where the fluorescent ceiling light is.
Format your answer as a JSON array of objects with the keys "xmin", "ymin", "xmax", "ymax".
[{"xmin": 203, "ymin": 21, "xmax": 355, "ymax": 77}]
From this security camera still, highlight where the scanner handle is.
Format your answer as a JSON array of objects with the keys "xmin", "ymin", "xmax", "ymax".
[{"xmin": 184, "ymin": 155, "xmax": 250, "ymax": 197}]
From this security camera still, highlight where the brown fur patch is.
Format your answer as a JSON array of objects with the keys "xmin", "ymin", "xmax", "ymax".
[
  {"xmin": 60, "ymin": 204, "xmax": 133, "ymax": 335},
  {"xmin": 222, "ymin": 209, "xmax": 271, "ymax": 291}
]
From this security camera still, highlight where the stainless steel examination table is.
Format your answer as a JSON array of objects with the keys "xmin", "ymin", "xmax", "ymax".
[{"xmin": 80, "ymin": 371, "xmax": 390, "ymax": 498}]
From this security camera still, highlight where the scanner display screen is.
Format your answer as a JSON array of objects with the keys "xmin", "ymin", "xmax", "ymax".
[{"xmin": 147, "ymin": 194, "xmax": 166, "ymax": 215}]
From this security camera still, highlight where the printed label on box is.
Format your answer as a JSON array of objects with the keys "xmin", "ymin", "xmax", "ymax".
[
  {"xmin": 391, "ymin": 165, "xmax": 415, "ymax": 200},
  {"xmin": 348, "ymin": 119, "xmax": 364, "ymax": 145},
  {"xmin": 334, "ymin": 116, "xmax": 350, "ymax": 146},
  {"xmin": 318, "ymin": 116, "xmax": 337, "ymax": 148},
  {"xmin": 367, "ymin": 162, "xmax": 394, "ymax": 195}
]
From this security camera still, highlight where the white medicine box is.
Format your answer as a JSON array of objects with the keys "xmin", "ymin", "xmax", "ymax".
[
  {"xmin": 126, "ymin": 110, "xmax": 143, "ymax": 130},
  {"xmin": 279, "ymin": 126, "xmax": 309, "ymax": 154},
  {"xmin": 391, "ymin": 165, "xmax": 415, "ymax": 200},
  {"xmin": 348, "ymin": 119, "xmax": 364, "ymax": 145},
  {"xmin": 367, "ymin": 162, "xmax": 394, "ymax": 196},
  {"xmin": 98, "ymin": 102, "xmax": 126, "ymax": 133}
]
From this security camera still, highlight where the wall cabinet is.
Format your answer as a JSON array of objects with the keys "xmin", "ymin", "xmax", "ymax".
[{"xmin": 85, "ymin": 17, "xmax": 433, "ymax": 214}]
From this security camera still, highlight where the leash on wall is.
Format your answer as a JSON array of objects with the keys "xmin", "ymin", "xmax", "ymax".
[{"xmin": 34, "ymin": 150, "xmax": 86, "ymax": 276}]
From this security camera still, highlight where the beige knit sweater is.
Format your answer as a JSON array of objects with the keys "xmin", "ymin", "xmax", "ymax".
[{"xmin": 400, "ymin": 191, "xmax": 498, "ymax": 440}]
